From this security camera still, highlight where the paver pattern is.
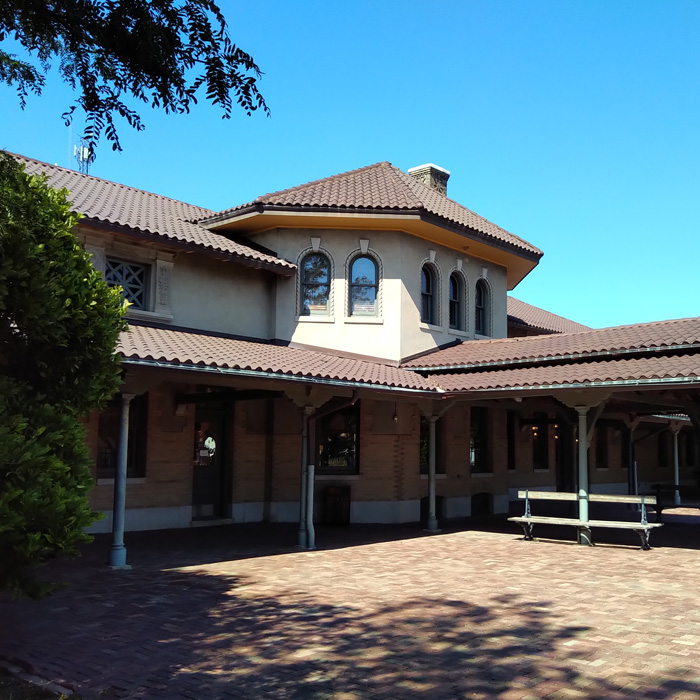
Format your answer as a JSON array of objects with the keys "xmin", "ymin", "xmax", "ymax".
[{"xmin": 2, "ymin": 523, "xmax": 700, "ymax": 700}]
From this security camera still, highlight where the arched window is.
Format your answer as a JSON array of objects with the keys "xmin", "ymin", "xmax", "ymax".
[
  {"xmin": 421, "ymin": 265, "xmax": 437, "ymax": 325},
  {"xmin": 349, "ymin": 255, "xmax": 378, "ymax": 316},
  {"xmin": 448, "ymin": 273, "xmax": 463, "ymax": 330},
  {"xmin": 300, "ymin": 253, "xmax": 330, "ymax": 316},
  {"xmin": 475, "ymin": 279, "xmax": 489, "ymax": 335}
]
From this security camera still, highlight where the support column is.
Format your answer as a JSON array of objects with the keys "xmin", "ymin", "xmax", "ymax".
[
  {"xmin": 672, "ymin": 425, "xmax": 681, "ymax": 506},
  {"xmin": 298, "ymin": 409, "xmax": 311, "ymax": 548},
  {"xmin": 426, "ymin": 416, "xmax": 439, "ymax": 533},
  {"xmin": 576, "ymin": 407, "xmax": 592, "ymax": 546},
  {"xmin": 109, "ymin": 393, "xmax": 134, "ymax": 569},
  {"xmin": 307, "ymin": 460, "xmax": 316, "ymax": 550}
]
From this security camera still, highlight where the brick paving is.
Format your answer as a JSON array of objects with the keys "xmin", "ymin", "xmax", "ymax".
[{"xmin": 2, "ymin": 522, "xmax": 700, "ymax": 700}]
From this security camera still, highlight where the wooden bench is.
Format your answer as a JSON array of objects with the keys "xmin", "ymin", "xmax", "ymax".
[
  {"xmin": 651, "ymin": 484, "xmax": 700, "ymax": 522},
  {"xmin": 508, "ymin": 490, "xmax": 663, "ymax": 550}
]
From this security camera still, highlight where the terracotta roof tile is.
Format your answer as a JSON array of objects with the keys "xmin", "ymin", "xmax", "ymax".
[
  {"xmin": 117, "ymin": 325, "xmax": 436, "ymax": 392},
  {"xmin": 431, "ymin": 354, "xmax": 700, "ymax": 392},
  {"xmin": 507, "ymin": 297, "xmax": 590, "ymax": 334},
  {"xmin": 403, "ymin": 316, "xmax": 700, "ymax": 369},
  {"xmin": 203, "ymin": 162, "xmax": 542, "ymax": 257},
  {"xmin": 10, "ymin": 153, "xmax": 295, "ymax": 274}
]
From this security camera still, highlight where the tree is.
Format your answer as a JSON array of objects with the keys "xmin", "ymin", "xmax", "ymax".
[
  {"xmin": 0, "ymin": 0, "xmax": 268, "ymax": 159},
  {"xmin": 0, "ymin": 152, "xmax": 127, "ymax": 597}
]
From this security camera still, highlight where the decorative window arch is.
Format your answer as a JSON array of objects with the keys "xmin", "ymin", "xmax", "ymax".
[
  {"xmin": 348, "ymin": 254, "xmax": 380, "ymax": 316},
  {"xmin": 299, "ymin": 250, "xmax": 332, "ymax": 316},
  {"xmin": 448, "ymin": 270, "xmax": 467, "ymax": 331},
  {"xmin": 474, "ymin": 278, "xmax": 491, "ymax": 336},
  {"xmin": 420, "ymin": 263, "xmax": 440, "ymax": 325}
]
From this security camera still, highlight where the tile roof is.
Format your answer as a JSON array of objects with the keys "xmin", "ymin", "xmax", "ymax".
[
  {"xmin": 10, "ymin": 153, "xmax": 295, "ymax": 275},
  {"xmin": 403, "ymin": 316, "xmax": 700, "ymax": 369},
  {"xmin": 507, "ymin": 297, "xmax": 590, "ymax": 334},
  {"xmin": 431, "ymin": 354, "xmax": 700, "ymax": 392},
  {"xmin": 117, "ymin": 324, "xmax": 436, "ymax": 392},
  {"xmin": 202, "ymin": 162, "xmax": 542, "ymax": 257}
]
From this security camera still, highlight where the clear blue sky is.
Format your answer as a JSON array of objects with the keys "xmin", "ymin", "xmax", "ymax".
[{"xmin": 1, "ymin": 1, "xmax": 698, "ymax": 329}]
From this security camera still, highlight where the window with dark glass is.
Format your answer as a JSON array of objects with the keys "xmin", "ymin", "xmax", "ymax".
[
  {"xmin": 532, "ymin": 412, "xmax": 549, "ymax": 470},
  {"xmin": 419, "ymin": 416, "xmax": 445, "ymax": 474},
  {"xmin": 97, "ymin": 393, "xmax": 148, "ymax": 479},
  {"xmin": 421, "ymin": 265, "xmax": 436, "ymax": 324},
  {"xmin": 300, "ymin": 253, "xmax": 331, "ymax": 316},
  {"xmin": 105, "ymin": 258, "xmax": 149, "ymax": 310},
  {"xmin": 349, "ymin": 255, "xmax": 378, "ymax": 316},
  {"xmin": 316, "ymin": 403, "xmax": 360, "ymax": 474},
  {"xmin": 596, "ymin": 425, "xmax": 608, "ymax": 469},
  {"xmin": 475, "ymin": 280, "xmax": 488, "ymax": 336},
  {"xmin": 685, "ymin": 430, "xmax": 697, "ymax": 467},
  {"xmin": 470, "ymin": 407, "xmax": 489, "ymax": 473},
  {"xmin": 658, "ymin": 430, "xmax": 671, "ymax": 468},
  {"xmin": 449, "ymin": 273, "xmax": 463, "ymax": 330},
  {"xmin": 507, "ymin": 410, "xmax": 516, "ymax": 471}
]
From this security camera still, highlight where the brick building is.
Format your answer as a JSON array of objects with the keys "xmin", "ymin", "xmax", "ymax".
[{"xmin": 11, "ymin": 153, "xmax": 700, "ymax": 562}]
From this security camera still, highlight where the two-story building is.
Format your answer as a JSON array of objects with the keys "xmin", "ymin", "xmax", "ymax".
[{"xmin": 12, "ymin": 152, "xmax": 700, "ymax": 559}]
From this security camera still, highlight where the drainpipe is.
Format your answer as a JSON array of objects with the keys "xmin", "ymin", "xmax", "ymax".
[
  {"xmin": 672, "ymin": 425, "xmax": 681, "ymax": 506},
  {"xmin": 426, "ymin": 416, "xmax": 439, "ymax": 532},
  {"xmin": 109, "ymin": 393, "xmax": 134, "ymax": 569},
  {"xmin": 307, "ymin": 458, "xmax": 316, "ymax": 550},
  {"xmin": 576, "ymin": 407, "xmax": 592, "ymax": 546}
]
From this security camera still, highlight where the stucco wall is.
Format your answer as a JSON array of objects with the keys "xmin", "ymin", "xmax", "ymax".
[{"xmin": 251, "ymin": 227, "xmax": 509, "ymax": 363}]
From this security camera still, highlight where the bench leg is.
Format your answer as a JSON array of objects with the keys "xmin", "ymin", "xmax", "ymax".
[
  {"xmin": 577, "ymin": 526, "xmax": 594, "ymax": 546},
  {"xmin": 519, "ymin": 522, "xmax": 534, "ymax": 541},
  {"xmin": 636, "ymin": 529, "xmax": 652, "ymax": 551}
]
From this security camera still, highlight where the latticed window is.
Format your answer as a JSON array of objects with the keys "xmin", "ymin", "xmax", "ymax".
[
  {"xmin": 105, "ymin": 258, "xmax": 149, "ymax": 310},
  {"xmin": 449, "ymin": 273, "xmax": 462, "ymax": 330},
  {"xmin": 475, "ymin": 280, "xmax": 489, "ymax": 336},
  {"xmin": 421, "ymin": 265, "xmax": 436, "ymax": 324},
  {"xmin": 300, "ymin": 253, "xmax": 330, "ymax": 315}
]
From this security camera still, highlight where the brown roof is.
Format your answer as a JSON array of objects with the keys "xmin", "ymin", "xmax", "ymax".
[
  {"xmin": 202, "ymin": 162, "xmax": 542, "ymax": 258},
  {"xmin": 507, "ymin": 297, "xmax": 590, "ymax": 334},
  {"xmin": 403, "ymin": 317, "xmax": 700, "ymax": 369},
  {"xmin": 117, "ymin": 324, "xmax": 436, "ymax": 392},
  {"xmin": 11, "ymin": 153, "xmax": 295, "ymax": 275},
  {"xmin": 431, "ymin": 354, "xmax": 700, "ymax": 392}
]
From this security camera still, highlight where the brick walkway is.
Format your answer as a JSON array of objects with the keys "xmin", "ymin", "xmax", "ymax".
[{"xmin": 2, "ymin": 522, "xmax": 700, "ymax": 700}]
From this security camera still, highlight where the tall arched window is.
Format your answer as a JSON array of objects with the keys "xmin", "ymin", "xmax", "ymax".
[
  {"xmin": 421, "ymin": 265, "xmax": 437, "ymax": 325},
  {"xmin": 349, "ymin": 255, "xmax": 378, "ymax": 316},
  {"xmin": 475, "ymin": 279, "xmax": 489, "ymax": 335},
  {"xmin": 449, "ymin": 273, "xmax": 463, "ymax": 330},
  {"xmin": 300, "ymin": 253, "xmax": 330, "ymax": 315}
]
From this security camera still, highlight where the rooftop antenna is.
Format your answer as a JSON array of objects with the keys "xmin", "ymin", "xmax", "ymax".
[{"xmin": 74, "ymin": 139, "xmax": 91, "ymax": 175}]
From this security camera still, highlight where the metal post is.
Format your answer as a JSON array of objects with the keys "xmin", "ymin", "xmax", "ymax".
[
  {"xmin": 672, "ymin": 427, "xmax": 681, "ymax": 506},
  {"xmin": 576, "ymin": 407, "xmax": 592, "ymax": 545},
  {"xmin": 298, "ymin": 409, "xmax": 310, "ymax": 548},
  {"xmin": 307, "ymin": 461, "xmax": 316, "ymax": 550},
  {"xmin": 427, "ymin": 416, "xmax": 439, "ymax": 532},
  {"xmin": 109, "ymin": 393, "xmax": 134, "ymax": 569}
]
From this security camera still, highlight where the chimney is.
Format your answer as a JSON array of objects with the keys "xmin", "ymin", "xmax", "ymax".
[{"xmin": 407, "ymin": 163, "xmax": 450, "ymax": 195}]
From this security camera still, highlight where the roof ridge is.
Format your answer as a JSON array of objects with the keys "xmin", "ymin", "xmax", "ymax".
[{"xmin": 8, "ymin": 151, "xmax": 214, "ymax": 216}]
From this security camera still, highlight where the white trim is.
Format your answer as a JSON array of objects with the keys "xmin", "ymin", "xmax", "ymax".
[
  {"xmin": 344, "ymin": 317, "xmax": 384, "ymax": 325},
  {"xmin": 295, "ymin": 315, "xmax": 335, "ymax": 323}
]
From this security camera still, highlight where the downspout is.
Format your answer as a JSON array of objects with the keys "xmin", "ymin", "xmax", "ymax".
[
  {"xmin": 426, "ymin": 416, "xmax": 439, "ymax": 533},
  {"xmin": 672, "ymin": 425, "xmax": 681, "ymax": 506},
  {"xmin": 576, "ymin": 407, "xmax": 592, "ymax": 546},
  {"xmin": 298, "ymin": 408, "xmax": 312, "ymax": 548}
]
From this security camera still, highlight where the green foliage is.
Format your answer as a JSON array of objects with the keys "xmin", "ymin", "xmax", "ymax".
[
  {"xmin": 0, "ymin": 0, "xmax": 269, "ymax": 159},
  {"xmin": 0, "ymin": 153, "xmax": 127, "ymax": 597}
]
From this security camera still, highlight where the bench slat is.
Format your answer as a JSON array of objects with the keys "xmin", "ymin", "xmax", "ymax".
[
  {"xmin": 589, "ymin": 494, "xmax": 656, "ymax": 505},
  {"xmin": 508, "ymin": 516, "xmax": 662, "ymax": 530},
  {"xmin": 516, "ymin": 490, "xmax": 578, "ymax": 501}
]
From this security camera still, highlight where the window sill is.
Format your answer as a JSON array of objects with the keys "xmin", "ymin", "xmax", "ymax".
[
  {"xmin": 471, "ymin": 472, "xmax": 493, "ymax": 478},
  {"xmin": 97, "ymin": 477, "xmax": 146, "ymax": 486},
  {"xmin": 316, "ymin": 474, "xmax": 359, "ymax": 480},
  {"xmin": 420, "ymin": 473, "xmax": 447, "ymax": 479},
  {"xmin": 448, "ymin": 328, "xmax": 471, "ymax": 339},
  {"xmin": 343, "ymin": 317, "xmax": 384, "ymax": 325},
  {"xmin": 419, "ymin": 322, "xmax": 443, "ymax": 333},
  {"xmin": 126, "ymin": 309, "xmax": 173, "ymax": 323},
  {"xmin": 474, "ymin": 333, "xmax": 492, "ymax": 340},
  {"xmin": 296, "ymin": 315, "xmax": 335, "ymax": 323},
  {"xmin": 533, "ymin": 469, "xmax": 550, "ymax": 473}
]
